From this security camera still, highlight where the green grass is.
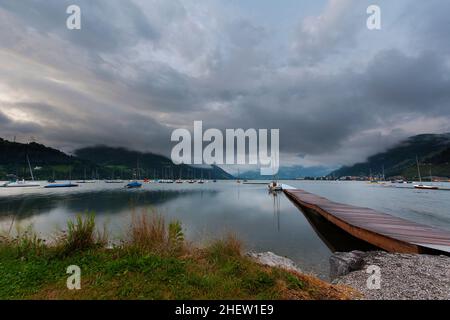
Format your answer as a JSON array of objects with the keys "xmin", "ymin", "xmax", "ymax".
[{"xmin": 0, "ymin": 214, "xmax": 356, "ymax": 300}]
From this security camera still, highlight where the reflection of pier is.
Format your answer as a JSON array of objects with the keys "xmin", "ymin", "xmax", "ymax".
[
  {"xmin": 292, "ymin": 201, "xmax": 377, "ymax": 252},
  {"xmin": 285, "ymin": 188, "xmax": 450, "ymax": 255},
  {"xmin": 271, "ymin": 191, "xmax": 281, "ymax": 232}
]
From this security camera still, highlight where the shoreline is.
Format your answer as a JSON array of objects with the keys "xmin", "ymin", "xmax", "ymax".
[
  {"xmin": 0, "ymin": 214, "xmax": 355, "ymax": 300},
  {"xmin": 331, "ymin": 251, "xmax": 450, "ymax": 300}
]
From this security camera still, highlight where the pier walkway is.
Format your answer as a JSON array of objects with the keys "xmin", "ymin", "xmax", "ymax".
[{"xmin": 284, "ymin": 188, "xmax": 450, "ymax": 254}]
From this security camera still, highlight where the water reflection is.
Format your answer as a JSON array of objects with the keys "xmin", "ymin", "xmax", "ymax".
[
  {"xmin": 0, "ymin": 189, "xmax": 212, "ymax": 218},
  {"xmin": 271, "ymin": 191, "xmax": 281, "ymax": 233}
]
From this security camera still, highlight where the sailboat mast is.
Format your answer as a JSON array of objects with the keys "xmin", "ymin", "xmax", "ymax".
[
  {"xmin": 429, "ymin": 166, "xmax": 432, "ymax": 184},
  {"xmin": 416, "ymin": 155, "xmax": 422, "ymax": 183},
  {"xmin": 27, "ymin": 155, "xmax": 35, "ymax": 181}
]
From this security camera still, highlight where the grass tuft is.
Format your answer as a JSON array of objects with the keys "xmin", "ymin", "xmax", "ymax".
[
  {"xmin": 128, "ymin": 213, "xmax": 185, "ymax": 255},
  {"xmin": 57, "ymin": 213, "xmax": 106, "ymax": 255},
  {"xmin": 0, "ymin": 224, "xmax": 46, "ymax": 258},
  {"xmin": 207, "ymin": 234, "xmax": 242, "ymax": 262}
]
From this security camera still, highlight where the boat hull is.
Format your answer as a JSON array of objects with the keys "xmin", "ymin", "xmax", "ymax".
[{"xmin": 44, "ymin": 184, "xmax": 79, "ymax": 189}]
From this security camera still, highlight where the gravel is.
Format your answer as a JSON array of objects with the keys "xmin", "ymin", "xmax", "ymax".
[{"xmin": 332, "ymin": 251, "xmax": 450, "ymax": 300}]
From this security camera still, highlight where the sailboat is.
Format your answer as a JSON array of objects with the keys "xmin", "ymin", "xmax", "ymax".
[
  {"xmin": 45, "ymin": 168, "xmax": 78, "ymax": 188},
  {"xmin": 268, "ymin": 151, "xmax": 282, "ymax": 192},
  {"xmin": 126, "ymin": 161, "xmax": 142, "ymax": 189},
  {"xmin": 2, "ymin": 155, "xmax": 40, "ymax": 188},
  {"xmin": 48, "ymin": 169, "xmax": 56, "ymax": 183},
  {"xmin": 176, "ymin": 167, "xmax": 183, "ymax": 184},
  {"xmin": 44, "ymin": 182, "xmax": 79, "ymax": 189},
  {"xmin": 197, "ymin": 168, "xmax": 205, "ymax": 184},
  {"xmin": 414, "ymin": 156, "xmax": 439, "ymax": 190}
]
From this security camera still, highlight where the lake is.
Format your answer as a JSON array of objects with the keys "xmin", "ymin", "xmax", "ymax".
[{"xmin": 1, "ymin": 180, "xmax": 450, "ymax": 279}]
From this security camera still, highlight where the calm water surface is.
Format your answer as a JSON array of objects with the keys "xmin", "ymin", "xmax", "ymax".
[{"xmin": 1, "ymin": 180, "xmax": 449, "ymax": 279}]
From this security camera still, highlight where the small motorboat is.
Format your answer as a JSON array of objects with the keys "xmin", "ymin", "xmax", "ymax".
[
  {"xmin": 1, "ymin": 180, "xmax": 41, "ymax": 188},
  {"xmin": 125, "ymin": 181, "xmax": 142, "ymax": 189},
  {"xmin": 44, "ymin": 182, "xmax": 79, "ymax": 189},
  {"xmin": 268, "ymin": 181, "xmax": 282, "ymax": 192},
  {"xmin": 414, "ymin": 185, "xmax": 439, "ymax": 190}
]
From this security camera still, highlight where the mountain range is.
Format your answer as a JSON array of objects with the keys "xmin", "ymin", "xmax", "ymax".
[
  {"xmin": 330, "ymin": 133, "xmax": 450, "ymax": 179},
  {"xmin": 240, "ymin": 165, "xmax": 332, "ymax": 180},
  {"xmin": 0, "ymin": 138, "xmax": 233, "ymax": 180},
  {"xmin": 2, "ymin": 133, "xmax": 449, "ymax": 181}
]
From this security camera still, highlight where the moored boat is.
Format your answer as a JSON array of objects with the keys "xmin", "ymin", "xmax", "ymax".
[
  {"xmin": 268, "ymin": 181, "xmax": 282, "ymax": 192},
  {"xmin": 2, "ymin": 155, "xmax": 40, "ymax": 188},
  {"xmin": 44, "ymin": 182, "xmax": 79, "ymax": 188},
  {"xmin": 414, "ymin": 156, "xmax": 439, "ymax": 190},
  {"xmin": 125, "ymin": 181, "xmax": 142, "ymax": 189},
  {"xmin": 2, "ymin": 180, "xmax": 41, "ymax": 188},
  {"xmin": 414, "ymin": 185, "xmax": 439, "ymax": 190}
]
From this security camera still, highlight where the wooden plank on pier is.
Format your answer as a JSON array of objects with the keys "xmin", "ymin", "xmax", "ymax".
[{"xmin": 284, "ymin": 189, "xmax": 450, "ymax": 254}]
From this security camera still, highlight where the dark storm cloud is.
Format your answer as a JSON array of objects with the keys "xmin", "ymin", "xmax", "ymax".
[
  {"xmin": 0, "ymin": 109, "xmax": 43, "ymax": 139},
  {"xmin": 0, "ymin": 0, "xmax": 450, "ymax": 167},
  {"xmin": 0, "ymin": 110, "xmax": 11, "ymax": 125},
  {"xmin": 0, "ymin": 0, "xmax": 158, "ymax": 53},
  {"xmin": 364, "ymin": 50, "xmax": 450, "ymax": 113}
]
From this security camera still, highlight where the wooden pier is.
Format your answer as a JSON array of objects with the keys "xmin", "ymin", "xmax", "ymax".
[{"xmin": 284, "ymin": 188, "xmax": 450, "ymax": 255}]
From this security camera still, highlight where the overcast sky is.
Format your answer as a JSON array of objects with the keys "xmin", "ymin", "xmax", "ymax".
[{"xmin": 0, "ymin": 0, "xmax": 449, "ymax": 169}]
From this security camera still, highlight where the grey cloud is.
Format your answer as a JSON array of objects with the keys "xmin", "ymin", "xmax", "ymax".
[
  {"xmin": 0, "ymin": 110, "xmax": 11, "ymax": 125},
  {"xmin": 364, "ymin": 50, "xmax": 450, "ymax": 113},
  {"xmin": 0, "ymin": 0, "xmax": 159, "ymax": 53},
  {"xmin": 1, "ymin": 0, "xmax": 450, "ymax": 169}
]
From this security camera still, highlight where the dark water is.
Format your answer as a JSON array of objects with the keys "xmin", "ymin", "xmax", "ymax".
[{"xmin": 1, "ymin": 180, "xmax": 450, "ymax": 279}]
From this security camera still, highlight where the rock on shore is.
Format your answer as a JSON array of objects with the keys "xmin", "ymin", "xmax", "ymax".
[
  {"xmin": 331, "ymin": 251, "xmax": 450, "ymax": 300},
  {"xmin": 247, "ymin": 252, "xmax": 303, "ymax": 273}
]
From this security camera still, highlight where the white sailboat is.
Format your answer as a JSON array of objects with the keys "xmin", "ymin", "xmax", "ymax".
[
  {"xmin": 414, "ymin": 156, "xmax": 439, "ymax": 190},
  {"xmin": 2, "ymin": 155, "xmax": 40, "ymax": 188},
  {"xmin": 268, "ymin": 150, "xmax": 282, "ymax": 192}
]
